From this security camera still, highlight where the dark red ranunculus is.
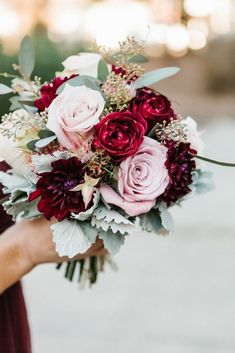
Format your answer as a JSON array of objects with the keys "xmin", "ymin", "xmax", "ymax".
[
  {"xmin": 34, "ymin": 75, "xmax": 77, "ymax": 111},
  {"xmin": 129, "ymin": 88, "xmax": 175, "ymax": 133},
  {"xmin": 28, "ymin": 157, "xmax": 85, "ymax": 221},
  {"xmin": 92, "ymin": 111, "xmax": 147, "ymax": 162},
  {"xmin": 159, "ymin": 141, "xmax": 196, "ymax": 206}
]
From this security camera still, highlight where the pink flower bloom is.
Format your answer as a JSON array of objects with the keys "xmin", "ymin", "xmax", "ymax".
[
  {"xmin": 100, "ymin": 184, "xmax": 155, "ymax": 217},
  {"xmin": 47, "ymin": 84, "xmax": 105, "ymax": 150},
  {"xmin": 100, "ymin": 137, "xmax": 169, "ymax": 216},
  {"xmin": 62, "ymin": 53, "xmax": 101, "ymax": 78}
]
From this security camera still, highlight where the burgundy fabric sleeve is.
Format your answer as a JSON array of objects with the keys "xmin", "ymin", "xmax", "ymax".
[{"xmin": 0, "ymin": 161, "xmax": 31, "ymax": 353}]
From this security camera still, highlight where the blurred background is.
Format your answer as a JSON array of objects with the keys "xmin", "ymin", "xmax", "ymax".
[{"xmin": 0, "ymin": 1, "xmax": 235, "ymax": 352}]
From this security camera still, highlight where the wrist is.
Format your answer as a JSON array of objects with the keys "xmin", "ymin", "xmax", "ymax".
[
  {"xmin": 14, "ymin": 221, "xmax": 36, "ymax": 271},
  {"xmin": 0, "ymin": 221, "xmax": 34, "ymax": 294}
]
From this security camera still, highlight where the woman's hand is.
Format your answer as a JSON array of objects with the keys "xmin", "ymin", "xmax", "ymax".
[
  {"xmin": 0, "ymin": 217, "xmax": 105, "ymax": 294},
  {"xmin": 18, "ymin": 217, "xmax": 105, "ymax": 268}
]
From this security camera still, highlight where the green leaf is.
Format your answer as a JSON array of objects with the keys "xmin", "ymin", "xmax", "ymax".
[
  {"xmin": 98, "ymin": 59, "xmax": 109, "ymax": 82},
  {"xmin": 134, "ymin": 67, "xmax": 180, "ymax": 89},
  {"xmin": 56, "ymin": 75, "xmax": 101, "ymax": 94},
  {"xmin": 129, "ymin": 54, "xmax": 148, "ymax": 63},
  {"xmin": 27, "ymin": 139, "xmax": 38, "ymax": 152},
  {"xmin": 0, "ymin": 83, "xmax": 12, "ymax": 95},
  {"xmin": 38, "ymin": 129, "xmax": 55, "ymax": 139},
  {"xmin": 18, "ymin": 36, "xmax": 35, "ymax": 79},
  {"xmin": 98, "ymin": 230, "xmax": 125, "ymax": 256},
  {"xmin": 35, "ymin": 135, "xmax": 57, "ymax": 149}
]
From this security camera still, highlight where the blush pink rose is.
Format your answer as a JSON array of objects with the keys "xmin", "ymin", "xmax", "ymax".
[
  {"xmin": 47, "ymin": 84, "xmax": 105, "ymax": 150},
  {"xmin": 62, "ymin": 53, "xmax": 101, "ymax": 78},
  {"xmin": 100, "ymin": 137, "xmax": 169, "ymax": 216}
]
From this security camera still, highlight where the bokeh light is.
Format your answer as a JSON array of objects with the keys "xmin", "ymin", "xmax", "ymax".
[{"xmin": 184, "ymin": 0, "xmax": 215, "ymax": 18}]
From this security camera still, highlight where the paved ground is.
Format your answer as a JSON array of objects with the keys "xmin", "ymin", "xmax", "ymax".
[{"xmin": 24, "ymin": 118, "xmax": 235, "ymax": 353}]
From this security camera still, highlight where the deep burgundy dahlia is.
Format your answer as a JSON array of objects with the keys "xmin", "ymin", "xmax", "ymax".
[
  {"xmin": 160, "ymin": 141, "xmax": 196, "ymax": 206},
  {"xmin": 34, "ymin": 75, "xmax": 77, "ymax": 111},
  {"xmin": 129, "ymin": 88, "xmax": 175, "ymax": 133},
  {"xmin": 29, "ymin": 157, "xmax": 85, "ymax": 221}
]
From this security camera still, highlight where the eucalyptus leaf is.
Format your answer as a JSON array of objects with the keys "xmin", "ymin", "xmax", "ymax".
[
  {"xmin": 27, "ymin": 139, "xmax": 38, "ymax": 152},
  {"xmin": 129, "ymin": 54, "xmax": 148, "ymax": 63},
  {"xmin": 18, "ymin": 36, "xmax": 35, "ymax": 79},
  {"xmin": 35, "ymin": 135, "xmax": 57, "ymax": 148},
  {"xmin": 134, "ymin": 67, "xmax": 180, "ymax": 89},
  {"xmin": 98, "ymin": 59, "xmax": 109, "ymax": 82},
  {"xmin": 38, "ymin": 129, "xmax": 55, "ymax": 139},
  {"xmin": 56, "ymin": 75, "xmax": 101, "ymax": 94},
  {"xmin": 0, "ymin": 83, "xmax": 12, "ymax": 95}
]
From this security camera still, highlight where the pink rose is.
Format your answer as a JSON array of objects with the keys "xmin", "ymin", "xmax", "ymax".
[
  {"xmin": 47, "ymin": 84, "xmax": 105, "ymax": 150},
  {"xmin": 100, "ymin": 137, "xmax": 169, "ymax": 216},
  {"xmin": 62, "ymin": 53, "xmax": 101, "ymax": 78}
]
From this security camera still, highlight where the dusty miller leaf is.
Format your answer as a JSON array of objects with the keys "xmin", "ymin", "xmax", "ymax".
[
  {"xmin": 71, "ymin": 191, "xmax": 100, "ymax": 221},
  {"xmin": 51, "ymin": 220, "xmax": 97, "ymax": 258},
  {"xmin": 98, "ymin": 230, "xmax": 125, "ymax": 256},
  {"xmin": 91, "ymin": 205, "xmax": 135, "ymax": 235}
]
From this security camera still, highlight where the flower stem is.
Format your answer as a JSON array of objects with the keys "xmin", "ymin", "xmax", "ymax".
[
  {"xmin": 0, "ymin": 72, "xmax": 18, "ymax": 79},
  {"xmin": 191, "ymin": 154, "xmax": 235, "ymax": 167}
]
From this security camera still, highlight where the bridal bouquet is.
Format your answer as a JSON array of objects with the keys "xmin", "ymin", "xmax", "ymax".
[{"xmin": 0, "ymin": 36, "xmax": 214, "ymax": 284}]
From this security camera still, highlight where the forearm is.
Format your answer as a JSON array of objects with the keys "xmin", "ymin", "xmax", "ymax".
[{"xmin": 0, "ymin": 223, "xmax": 33, "ymax": 294}]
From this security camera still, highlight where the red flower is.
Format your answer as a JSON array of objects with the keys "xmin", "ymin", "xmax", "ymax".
[
  {"xmin": 129, "ymin": 88, "xmax": 175, "ymax": 133},
  {"xmin": 111, "ymin": 65, "xmax": 138, "ymax": 82},
  {"xmin": 34, "ymin": 75, "xmax": 77, "ymax": 111},
  {"xmin": 159, "ymin": 142, "xmax": 196, "ymax": 205},
  {"xmin": 29, "ymin": 157, "xmax": 85, "ymax": 221},
  {"xmin": 92, "ymin": 111, "xmax": 147, "ymax": 162}
]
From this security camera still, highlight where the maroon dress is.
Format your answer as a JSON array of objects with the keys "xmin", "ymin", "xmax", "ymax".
[{"xmin": 0, "ymin": 161, "xmax": 31, "ymax": 353}]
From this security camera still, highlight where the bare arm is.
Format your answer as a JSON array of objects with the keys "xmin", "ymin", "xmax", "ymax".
[{"xmin": 0, "ymin": 217, "xmax": 104, "ymax": 294}]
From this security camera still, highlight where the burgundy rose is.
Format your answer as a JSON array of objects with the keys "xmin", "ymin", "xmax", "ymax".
[
  {"xmin": 92, "ymin": 111, "xmax": 147, "ymax": 162},
  {"xmin": 159, "ymin": 141, "xmax": 196, "ymax": 206},
  {"xmin": 129, "ymin": 88, "xmax": 175, "ymax": 133},
  {"xmin": 34, "ymin": 75, "xmax": 77, "ymax": 111},
  {"xmin": 29, "ymin": 157, "xmax": 85, "ymax": 221}
]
